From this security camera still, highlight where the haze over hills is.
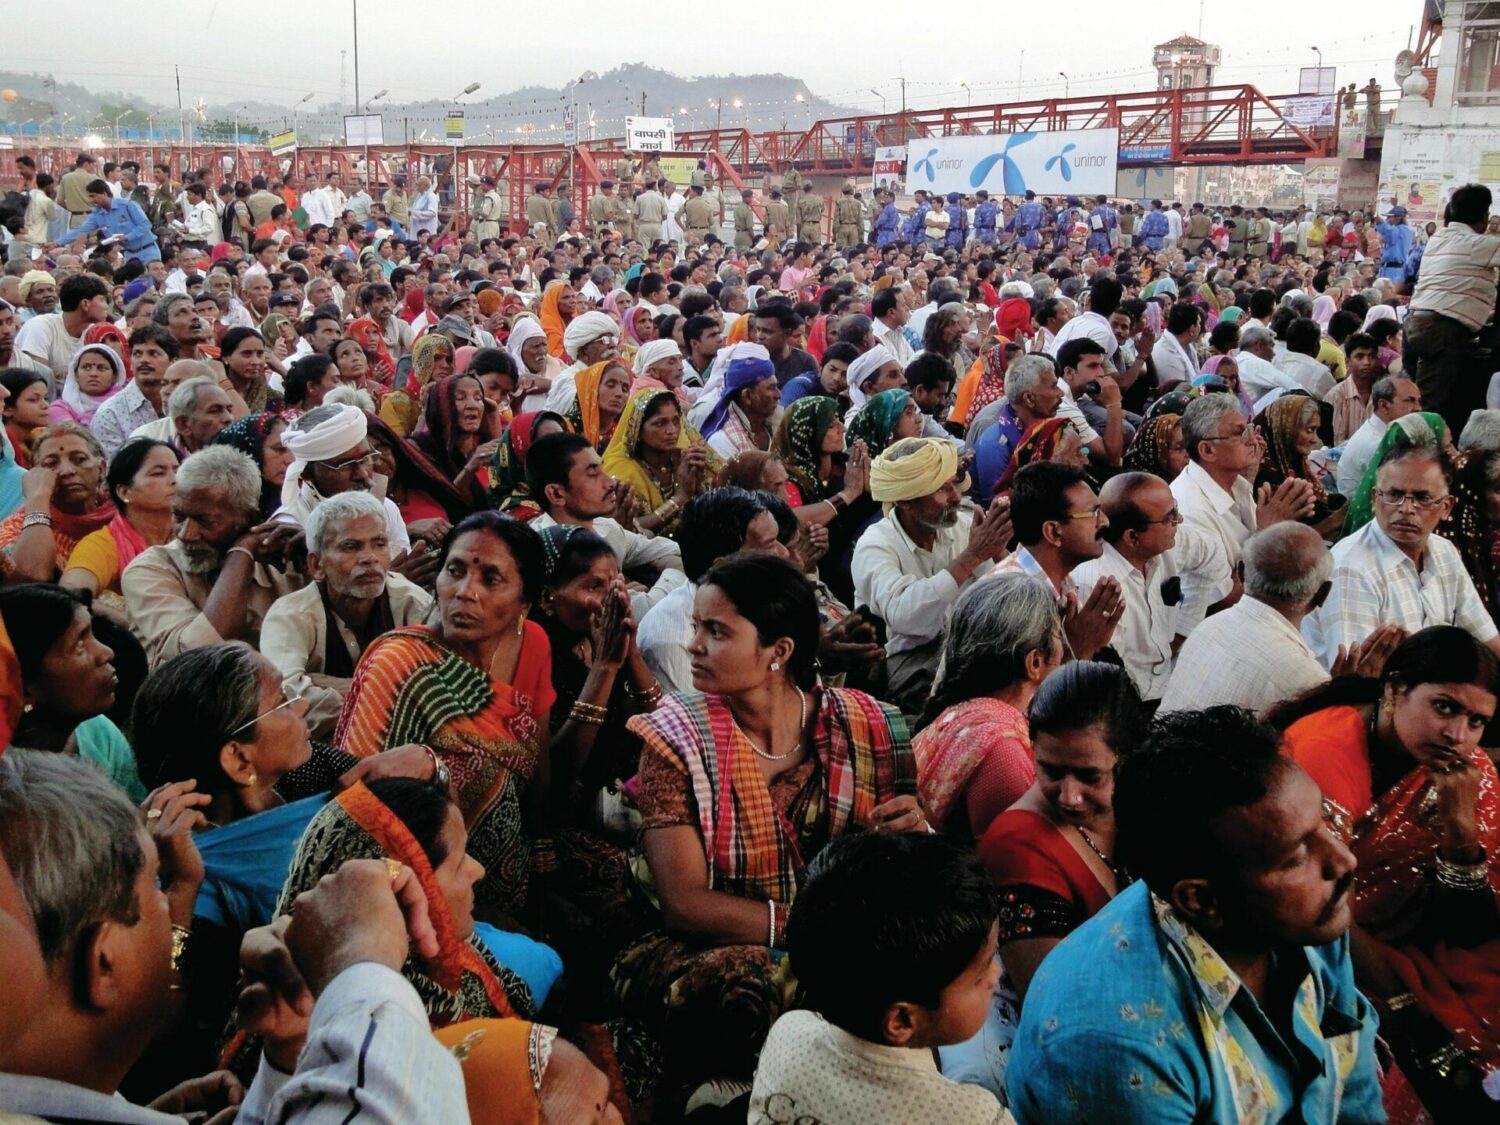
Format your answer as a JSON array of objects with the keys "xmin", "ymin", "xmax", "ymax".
[{"xmin": 0, "ymin": 63, "xmax": 855, "ymax": 142}]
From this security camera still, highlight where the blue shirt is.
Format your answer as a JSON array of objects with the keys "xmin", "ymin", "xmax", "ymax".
[
  {"xmin": 194, "ymin": 794, "xmax": 330, "ymax": 932},
  {"xmin": 873, "ymin": 203, "xmax": 901, "ymax": 247},
  {"xmin": 1139, "ymin": 209, "xmax": 1170, "ymax": 250},
  {"xmin": 1008, "ymin": 883, "xmax": 1385, "ymax": 1125},
  {"xmin": 64, "ymin": 197, "xmax": 160, "ymax": 261}
]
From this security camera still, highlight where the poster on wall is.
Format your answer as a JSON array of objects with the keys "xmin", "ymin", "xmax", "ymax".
[
  {"xmin": 1302, "ymin": 162, "xmax": 1341, "ymax": 209},
  {"xmin": 872, "ymin": 145, "xmax": 906, "ymax": 193},
  {"xmin": 1337, "ymin": 116, "xmax": 1368, "ymax": 160},
  {"xmin": 1116, "ymin": 165, "xmax": 1175, "ymax": 200},
  {"xmin": 1376, "ymin": 180, "xmax": 1444, "ymax": 225},
  {"xmin": 905, "ymin": 128, "xmax": 1119, "ymax": 197}
]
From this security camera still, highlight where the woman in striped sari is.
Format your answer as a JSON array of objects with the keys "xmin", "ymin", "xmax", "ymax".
[{"xmin": 611, "ymin": 553, "xmax": 922, "ymax": 1099}]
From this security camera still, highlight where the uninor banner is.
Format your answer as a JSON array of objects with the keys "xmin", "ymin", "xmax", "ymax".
[{"xmin": 905, "ymin": 128, "xmax": 1120, "ymax": 197}]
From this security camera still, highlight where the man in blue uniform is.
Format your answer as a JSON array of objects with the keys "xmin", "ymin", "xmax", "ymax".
[
  {"xmin": 902, "ymin": 189, "xmax": 931, "ymax": 243},
  {"xmin": 1086, "ymin": 194, "xmax": 1118, "ymax": 257},
  {"xmin": 1139, "ymin": 198, "xmax": 1169, "ymax": 251},
  {"xmin": 973, "ymin": 190, "xmax": 998, "ymax": 247},
  {"xmin": 944, "ymin": 192, "xmax": 968, "ymax": 250},
  {"xmin": 1013, "ymin": 189, "xmax": 1044, "ymax": 251},
  {"xmin": 1375, "ymin": 205, "xmax": 1415, "ymax": 285},
  {"xmin": 872, "ymin": 188, "xmax": 901, "ymax": 248}
]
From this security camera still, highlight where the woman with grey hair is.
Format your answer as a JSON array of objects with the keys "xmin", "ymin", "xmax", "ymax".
[{"xmin": 911, "ymin": 571, "xmax": 1065, "ymax": 840}]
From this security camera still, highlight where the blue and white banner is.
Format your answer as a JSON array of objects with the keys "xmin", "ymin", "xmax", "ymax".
[{"xmin": 905, "ymin": 128, "xmax": 1119, "ymax": 197}]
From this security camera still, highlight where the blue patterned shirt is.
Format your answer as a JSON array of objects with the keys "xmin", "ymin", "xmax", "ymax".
[{"xmin": 1007, "ymin": 883, "xmax": 1385, "ymax": 1124}]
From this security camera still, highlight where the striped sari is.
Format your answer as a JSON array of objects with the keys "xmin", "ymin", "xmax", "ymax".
[{"xmin": 335, "ymin": 623, "xmax": 556, "ymax": 914}]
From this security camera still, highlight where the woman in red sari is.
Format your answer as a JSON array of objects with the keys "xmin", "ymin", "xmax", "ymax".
[{"xmin": 1273, "ymin": 626, "xmax": 1500, "ymax": 1118}]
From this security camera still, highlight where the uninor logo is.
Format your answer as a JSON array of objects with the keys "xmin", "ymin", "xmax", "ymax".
[{"xmin": 913, "ymin": 148, "xmax": 939, "ymax": 182}]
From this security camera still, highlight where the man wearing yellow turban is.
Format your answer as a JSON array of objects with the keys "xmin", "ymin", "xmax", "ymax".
[{"xmin": 853, "ymin": 437, "xmax": 1013, "ymax": 714}]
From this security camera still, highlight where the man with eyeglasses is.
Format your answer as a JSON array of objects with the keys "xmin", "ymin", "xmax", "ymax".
[
  {"xmin": 1307, "ymin": 443, "xmax": 1500, "ymax": 667},
  {"xmin": 1073, "ymin": 472, "xmax": 1231, "ymax": 706},
  {"xmin": 1172, "ymin": 395, "xmax": 1316, "ymax": 613},
  {"xmin": 990, "ymin": 461, "xmax": 1123, "ymax": 661},
  {"xmin": 272, "ymin": 404, "xmax": 442, "ymax": 588}
]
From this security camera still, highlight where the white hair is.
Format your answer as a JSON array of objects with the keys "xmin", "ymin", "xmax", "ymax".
[
  {"xmin": 304, "ymin": 490, "xmax": 387, "ymax": 555},
  {"xmin": 167, "ymin": 374, "xmax": 220, "ymax": 422},
  {"xmin": 1004, "ymin": 354, "xmax": 1055, "ymax": 403},
  {"xmin": 1459, "ymin": 409, "xmax": 1500, "ymax": 453},
  {"xmin": 323, "ymin": 384, "xmax": 376, "ymax": 412},
  {"xmin": 174, "ymin": 445, "xmax": 261, "ymax": 516},
  {"xmin": 1181, "ymin": 394, "xmax": 1245, "ymax": 463}
]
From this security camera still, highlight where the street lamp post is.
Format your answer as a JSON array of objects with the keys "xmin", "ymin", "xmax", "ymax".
[
  {"xmin": 1059, "ymin": 72, "xmax": 1069, "ymax": 100},
  {"xmin": 362, "ymin": 88, "xmax": 387, "ymax": 191},
  {"xmin": 292, "ymin": 92, "xmax": 314, "ymax": 143},
  {"xmin": 960, "ymin": 82, "xmax": 972, "ymax": 107},
  {"xmin": 112, "ymin": 111, "xmax": 130, "ymax": 160},
  {"xmin": 870, "ymin": 88, "xmax": 888, "ymax": 115},
  {"xmin": 450, "ymin": 82, "xmax": 479, "ymax": 220},
  {"xmin": 1311, "ymin": 45, "xmax": 1323, "ymax": 72}
]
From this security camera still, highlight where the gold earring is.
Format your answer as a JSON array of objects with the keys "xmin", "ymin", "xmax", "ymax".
[
  {"xmin": 516, "ymin": 611, "xmax": 526, "ymax": 636},
  {"xmin": 247, "ymin": 772, "xmax": 258, "ymax": 785}
]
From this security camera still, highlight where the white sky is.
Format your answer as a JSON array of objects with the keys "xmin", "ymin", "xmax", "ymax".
[{"xmin": 7, "ymin": 0, "xmax": 1422, "ymax": 118}]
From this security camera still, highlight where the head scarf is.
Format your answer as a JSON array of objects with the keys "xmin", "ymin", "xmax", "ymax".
[
  {"xmin": 1217, "ymin": 305, "xmax": 1244, "ymax": 325},
  {"xmin": 537, "ymin": 281, "xmax": 572, "ymax": 358},
  {"xmin": 622, "ymin": 305, "xmax": 655, "ymax": 349},
  {"xmin": 567, "ymin": 360, "xmax": 627, "ymax": 449},
  {"xmin": 996, "ymin": 297, "xmax": 1033, "ymax": 341},
  {"xmin": 506, "ymin": 316, "xmax": 548, "ymax": 375},
  {"xmin": 488, "ymin": 410, "xmax": 569, "ymax": 515},
  {"xmin": 845, "ymin": 344, "xmax": 898, "ymax": 412},
  {"xmin": 771, "ymin": 395, "xmax": 840, "ymax": 503},
  {"xmin": 699, "ymin": 353, "xmax": 776, "ymax": 439},
  {"xmin": 276, "ymin": 783, "xmax": 533, "ymax": 1027},
  {"xmin": 1201, "ymin": 352, "xmax": 1254, "ymax": 414},
  {"xmin": 1123, "ymin": 413, "xmax": 1183, "ymax": 480},
  {"xmin": 805, "ymin": 315, "xmax": 830, "ymax": 365},
  {"xmin": 1361, "ymin": 304, "xmax": 1399, "ymax": 332},
  {"xmin": 454, "ymin": 345, "xmax": 478, "ymax": 375},
  {"xmin": 601, "ymin": 290, "xmax": 631, "ymax": 323},
  {"xmin": 213, "ymin": 412, "xmax": 289, "ymax": 519},
  {"xmin": 562, "ymin": 311, "xmax": 619, "ymax": 364},
  {"xmin": 1255, "ymin": 394, "xmax": 1326, "ymax": 506},
  {"xmin": 965, "ymin": 341, "xmax": 1010, "ymax": 425},
  {"xmin": 1439, "ymin": 450, "xmax": 1500, "ymax": 619},
  {"xmin": 633, "ymin": 339, "xmax": 683, "ymax": 382},
  {"xmin": 82, "ymin": 324, "xmax": 131, "ymax": 379},
  {"xmin": 1147, "ymin": 385, "xmax": 1199, "ymax": 419},
  {"xmin": 56, "ymin": 343, "xmax": 126, "ymax": 425},
  {"xmin": 279, "ymin": 403, "xmax": 369, "ymax": 514},
  {"xmin": 409, "ymin": 334, "xmax": 455, "ymax": 392},
  {"xmin": 537, "ymin": 523, "xmax": 585, "ymax": 579},
  {"xmin": 401, "ymin": 286, "xmax": 427, "ymax": 323},
  {"xmin": 475, "ymin": 288, "xmax": 504, "ymax": 319},
  {"xmin": 349, "ymin": 315, "xmax": 395, "ymax": 384},
  {"xmin": 411, "ymin": 373, "xmax": 503, "ymax": 504},
  {"xmin": 19, "ymin": 271, "xmax": 53, "ymax": 303},
  {"xmin": 1311, "ymin": 294, "xmax": 1337, "ymax": 330},
  {"xmin": 431, "ymin": 1019, "xmax": 552, "ymax": 1125},
  {"xmin": 869, "ymin": 437, "xmax": 959, "ymax": 513},
  {"xmin": 602, "ymin": 388, "xmax": 721, "ymax": 515},
  {"xmin": 1345, "ymin": 411, "xmax": 1449, "ymax": 534},
  {"xmin": 996, "ymin": 417, "xmax": 1073, "ymax": 494},
  {"xmin": 846, "ymin": 388, "xmax": 912, "ymax": 459}
]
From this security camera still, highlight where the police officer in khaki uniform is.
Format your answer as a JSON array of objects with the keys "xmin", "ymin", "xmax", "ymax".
[
  {"xmin": 612, "ymin": 183, "xmax": 637, "ymax": 243},
  {"xmin": 58, "ymin": 153, "xmax": 99, "ymax": 229},
  {"xmin": 834, "ymin": 180, "xmax": 862, "ymax": 248},
  {"xmin": 733, "ymin": 188, "xmax": 757, "ymax": 250},
  {"xmin": 782, "ymin": 163, "xmax": 804, "ymax": 196},
  {"xmin": 525, "ymin": 182, "xmax": 555, "ymax": 241},
  {"xmin": 634, "ymin": 180, "xmax": 667, "ymax": 246},
  {"xmin": 702, "ymin": 174, "xmax": 726, "ymax": 234},
  {"xmin": 588, "ymin": 181, "xmax": 616, "ymax": 237},
  {"xmin": 763, "ymin": 188, "xmax": 792, "ymax": 244},
  {"xmin": 796, "ymin": 182, "xmax": 824, "ymax": 243},
  {"xmin": 472, "ymin": 176, "xmax": 503, "ymax": 242},
  {"xmin": 642, "ymin": 157, "xmax": 664, "ymax": 188},
  {"xmin": 681, "ymin": 184, "xmax": 715, "ymax": 246},
  {"xmin": 866, "ymin": 189, "xmax": 884, "ymax": 240}
]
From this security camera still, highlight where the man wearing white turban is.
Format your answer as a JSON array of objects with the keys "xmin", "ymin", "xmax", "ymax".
[
  {"xmin": 545, "ymin": 311, "xmax": 621, "ymax": 412},
  {"xmin": 270, "ymin": 403, "xmax": 415, "ymax": 560},
  {"xmin": 632, "ymin": 338, "xmax": 691, "ymax": 402},
  {"xmin": 506, "ymin": 316, "xmax": 564, "ymax": 412},
  {"xmin": 851, "ymin": 437, "xmax": 1013, "ymax": 713}
]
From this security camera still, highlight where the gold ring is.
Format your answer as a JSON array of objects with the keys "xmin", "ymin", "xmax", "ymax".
[{"xmin": 383, "ymin": 858, "xmax": 403, "ymax": 884}]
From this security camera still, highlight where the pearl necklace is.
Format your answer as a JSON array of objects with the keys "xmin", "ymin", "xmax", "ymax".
[{"xmin": 742, "ymin": 688, "xmax": 807, "ymax": 762}]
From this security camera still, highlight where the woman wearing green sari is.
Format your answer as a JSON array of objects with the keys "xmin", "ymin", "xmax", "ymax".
[
  {"xmin": 1345, "ymin": 411, "xmax": 1452, "ymax": 535},
  {"xmin": 600, "ymin": 387, "xmax": 719, "ymax": 536},
  {"xmin": 846, "ymin": 387, "xmax": 923, "ymax": 459}
]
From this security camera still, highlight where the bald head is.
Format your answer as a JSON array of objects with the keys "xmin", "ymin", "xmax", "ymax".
[
  {"xmin": 1100, "ymin": 471, "xmax": 1174, "ymax": 549},
  {"xmin": 1242, "ymin": 522, "xmax": 1331, "ymax": 608}
]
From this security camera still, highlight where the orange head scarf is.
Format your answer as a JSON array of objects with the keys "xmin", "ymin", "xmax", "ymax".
[{"xmin": 537, "ymin": 282, "xmax": 571, "ymax": 359}]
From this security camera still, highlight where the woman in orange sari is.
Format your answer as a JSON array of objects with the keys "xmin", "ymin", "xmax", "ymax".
[
  {"xmin": 538, "ymin": 280, "xmax": 579, "ymax": 360},
  {"xmin": 336, "ymin": 512, "xmax": 555, "ymax": 915},
  {"xmin": 1273, "ymin": 626, "xmax": 1500, "ymax": 1117}
]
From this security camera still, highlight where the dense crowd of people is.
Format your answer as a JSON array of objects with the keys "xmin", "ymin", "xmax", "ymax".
[{"xmin": 0, "ymin": 147, "xmax": 1499, "ymax": 1123}]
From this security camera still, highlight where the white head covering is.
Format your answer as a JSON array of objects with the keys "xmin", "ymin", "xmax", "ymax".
[
  {"xmin": 279, "ymin": 404, "xmax": 369, "ymax": 514},
  {"xmin": 58, "ymin": 343, "xmax": 126, "ymax": 424},
  {"xmin": 563, "ymin": 311, "xmax": 618, "ymax": 357},
  {"xmin": 634, "ymin": 339, "xmax": 682, "ymax": 376},
  {"xmin": 1360, "ymin": 304, "xmax": 1399, "ymax": 332},
  {"xmin": 845, "ymin": 344, "xmax": 897, "ymax": 411},
  {"xmin": 689, "ymin": 341, "xmax": 772, "ymax": 430},
  {"xmin": 507, "ymin": 316, "xmax": 547, "ymax": 373}
]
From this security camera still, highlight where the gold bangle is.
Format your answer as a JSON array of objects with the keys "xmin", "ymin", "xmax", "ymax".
[
  {"xmin": 569, "ymin": 702, "xmax": 607, "ymax": 726},
  {"xmin": 170, "ymin": 923, "xmax": 191, "ymax": 977}
]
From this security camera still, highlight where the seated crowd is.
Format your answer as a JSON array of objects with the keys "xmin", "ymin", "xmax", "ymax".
[{"xmin": 2, "ymin": 158, "xmax": 1500, "ymax": 1124}]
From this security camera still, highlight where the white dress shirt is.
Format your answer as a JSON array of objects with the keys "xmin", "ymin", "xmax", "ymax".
[
  {"xmin": 91, "ymin": 380, "xmax": 161, "ymax": 460},
  {"xmin": 1051, "ymin": 310, "xmax": 1119, "ymax": 360},
  {"xmin": 1150, "ymin": 333, "xmax": 1199, "ymax": 386},
  {"xmin": 1158, "ymin": 596, "xmax": 1329, "ymax": 715},
  {"xmin": 182, "ymin": 199, "xmax": 219, "ymax": 242},
  {"xmin": 530, "ymin": 512, "xmax": 685, "ymax": 617},
  {"xmin": 1336, "ymin": 415, "xmax": 1390, "ymax": 495},
  {"xmin": 876, "ymin": 320, "xmax": 915, "ymax": 367},
  {"xmin": 1236, "ymin": 351, "xmax": 1307, "ymax": 400},
  {"xmin": 300, "ymin": 189, "xmax": 335, "ymax": 228},
  {"xmin": 1171, "ymin": 460, "xmax": 1256, "ymax": 612},
  {"xmin": 1305, "ymin": 521, "xmax": 1498, "ymax": 668},
  {"xmin": 851, "ymin": 509, "xmax": 992, "ymax": 656},
  {"xmin": 636, "ymin": 579, "xmax": 697, "ymax": 693},
  {"xmin": 1274, "ymin": 351, "xmax": 1336, "ymax": 397}
]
